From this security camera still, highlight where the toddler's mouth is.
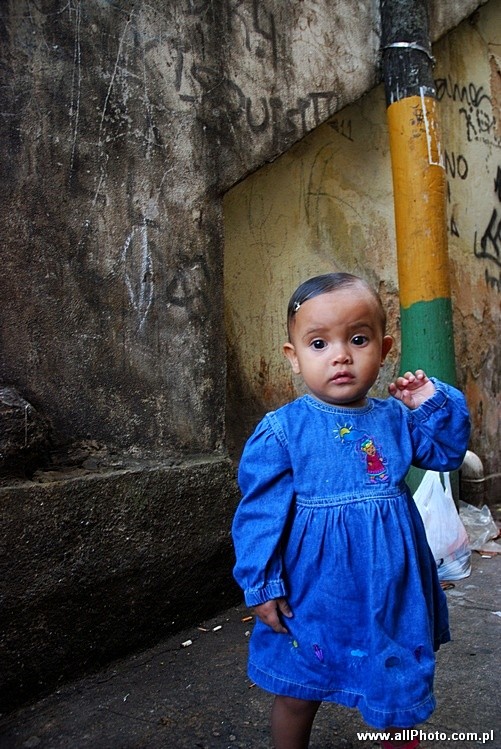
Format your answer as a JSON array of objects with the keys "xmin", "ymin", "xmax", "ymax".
[{"xmin": 332, "ymin": 371, "xmax": 354, "ymax": 383}]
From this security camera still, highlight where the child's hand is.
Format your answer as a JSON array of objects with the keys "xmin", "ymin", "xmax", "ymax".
[
  {"xmin": 388, "ymin": 369, "xmax": 436, "ymax": 409},
  {"xmin": 253, "ymin": 597, "xmax": 293, "ymax": 634}
]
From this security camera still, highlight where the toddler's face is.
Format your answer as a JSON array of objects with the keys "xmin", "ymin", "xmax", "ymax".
[{"xmin": 283, "ymin": 285, "xmax": 393, "ymax": 408}]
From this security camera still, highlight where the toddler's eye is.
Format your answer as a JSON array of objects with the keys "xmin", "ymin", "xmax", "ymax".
[
  {"xmin": 311, "ymin": 339, "xmax": 327, "ymax": 350},
  {"xmin": 351, "ymin": 335, "xmax": 369, "ymax": 346}
]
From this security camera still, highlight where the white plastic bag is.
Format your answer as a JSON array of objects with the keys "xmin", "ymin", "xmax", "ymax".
[
  {"xmin": 413, "ymin": 470, "xmax": 471, "ymax": 581},
  {"xmin": 459, "ymin": 500, "xmax": 500, "ymax": 552}
]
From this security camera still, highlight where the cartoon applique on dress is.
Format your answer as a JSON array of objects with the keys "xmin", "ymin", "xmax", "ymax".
[{"xmin": 336, "ymin": 425, "xmax": 389, "ymax": 484}]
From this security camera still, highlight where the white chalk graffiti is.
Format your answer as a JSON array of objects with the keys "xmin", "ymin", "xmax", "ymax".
[
  {"xmin": 69, "ymin": 0, "xmax": 82, "ymax": 179},
  {"xmin": 121, "ymin": 221, "xmax": 154, "ymax": 330}
]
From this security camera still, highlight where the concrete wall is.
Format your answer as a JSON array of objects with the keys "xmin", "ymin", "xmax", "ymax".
[
  {"xmin": 225, "ymin": 0, "xmax": 500, "ymax": 486},
  {"xmin": 0, "ymin": 457, "xmax": 236, "ymax": 710},
  {"xmin": 0, "ymin": 0, "xmax": 487, "ymax": 710},
  {"xmin": 436, "ymin": 3, "xmax": 501, "ymax": 485}
]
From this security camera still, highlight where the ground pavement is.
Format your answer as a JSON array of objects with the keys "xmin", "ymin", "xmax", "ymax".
[{"xmin": 0, "ymin": 553, "xmax": 500, "ymax": 749}]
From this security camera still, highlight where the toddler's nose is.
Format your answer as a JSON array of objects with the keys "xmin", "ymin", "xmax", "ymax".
[{"xmin": 332, "ymin": 343, "xmax": 352, "ymax": 364}]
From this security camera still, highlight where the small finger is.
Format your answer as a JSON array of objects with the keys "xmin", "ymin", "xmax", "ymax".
[
  {"xmin": 277, "ymin": 598, "xmax": 293, "ymax": 618},
  {"xmin": 257, "ymin": 607, "xmax": 288, "ymax": 634},
  {"xmin": 268, "ymin": 616, "xmax": 289, "ymax": 634}
]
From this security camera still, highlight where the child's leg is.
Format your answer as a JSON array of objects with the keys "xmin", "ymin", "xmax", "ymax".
[{"xmin": 271, "ymin": 695, "xmax": 321, "ymax": 749}]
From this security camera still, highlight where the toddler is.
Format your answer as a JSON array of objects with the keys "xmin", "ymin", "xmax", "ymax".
[{"xmin": 232, "ymin": 273, "xmax": 471, "ymax": 749}]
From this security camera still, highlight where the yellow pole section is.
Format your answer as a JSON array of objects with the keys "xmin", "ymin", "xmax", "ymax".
[{"xmin": 387, "ymin": 93, "xmax": 451, "ymax": 310}]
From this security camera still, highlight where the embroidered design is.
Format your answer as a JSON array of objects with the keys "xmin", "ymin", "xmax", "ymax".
[
  {"xmin": 359, "ymin": 437, "xmax": 389, "ymax": 483},
  {"xmin": 351, "ymin": 648, "xmax": 368, "ymax": 658},
  {"xmin": 313, "ymin": 644, "xmax": 324, "ymax": 662},
  {"xmin": 288, "ymin": 637, "xmax": 300, "ymax": 656},
  {"xmin": 335, "ymin": 424, "xmax": 365, "ymax": 444},
  {"xmin": 349, "ymin": 647, "xmax": 368, "ymax": 670},
  {"xmin": 335, "ymin": 425, "xmax": 389, "ymax": 484}
]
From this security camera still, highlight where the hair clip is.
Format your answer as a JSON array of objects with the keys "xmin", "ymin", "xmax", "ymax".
[{"xmin": 293, "ymin": 301, "xmax": 301, "ymax": 313}]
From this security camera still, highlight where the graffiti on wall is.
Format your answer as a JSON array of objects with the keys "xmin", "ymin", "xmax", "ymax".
[
  {"xmin": 121, "ymin": 221, "xmax": 155, "ymax": 332},
  {"xmin": 438, "ymin": 74, "xmax": 501, "ymax": 292},
  {"xmin": 444, "ymin": 150, "xmax": 468, "ymax": 238},
  {"xmin": 179, "ymin": 0, "xmax": 278, "ymax": 67},
  {"xmin": 436, "ymin": 76, "xmax": 497, "ymax": 144},
  {"xmin": 328, "ymin": 118, "xmax": 354, "ymax": 141},
  {"xmin": 190, "ymin": 63, "xmax": 339, "ymax": 148},
  {"xmin": 172, "ymin": 1, "xmax": 343, "ymax": 147},
  {"xmin": 60, "ymin": 1, "xmax": 344, "ymax": 332},
  {"xmin": 474, "ymin": 166, "xmax": 501, "ymax": 292}
]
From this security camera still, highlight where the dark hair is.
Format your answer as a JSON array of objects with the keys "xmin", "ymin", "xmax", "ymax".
[{"xmin": 286, "ymin": 272, "xmax": 386, "ymax": 339}]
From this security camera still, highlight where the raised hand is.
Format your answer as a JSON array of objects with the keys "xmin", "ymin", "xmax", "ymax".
[
  {"xmin": 253, "ymin": 597, "xmax": 293, "ymax": 633},
  {"xmin": 388, "ymin": 369, "xmax": 436, "ymax": 409}
]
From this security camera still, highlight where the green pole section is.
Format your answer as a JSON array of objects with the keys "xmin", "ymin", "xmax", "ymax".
[{"xmin": 400, "ymin": 298, "xmax": 456, "ymax": 386}]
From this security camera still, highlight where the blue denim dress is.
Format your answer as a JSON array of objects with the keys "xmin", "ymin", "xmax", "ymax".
[{"xmin": 232, "ymin": 380, "xmax": 470, "ymax": 729}]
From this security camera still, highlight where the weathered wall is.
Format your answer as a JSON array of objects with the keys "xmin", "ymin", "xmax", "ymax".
[
  {"xmin": 0, "ymin": 457, "xmax": 237, "ymax": 712},
  {"xmin": 225, "ymin": 0, "xmax": 500, "ymax": 480},
  {"xmin": 0, "ymin": 1, "xmax": 483, "ymax": 453},
  {"xmin": 436, "ymin": 3, "xmax": 501, "ymax": 484},
  {"xmin": 0, "ymin": 0, "xmax": 487, "ymax": 710},
  {"xmin": 1, "ymin": 1, "xmax": 226, "ymax": 454}
]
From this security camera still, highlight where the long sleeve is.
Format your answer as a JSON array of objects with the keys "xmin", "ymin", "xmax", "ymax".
[
  {"xmin": 407, "ymin": 378, "xmax": 471, "ymax": 471},
  {"xmin": 232, "ymin": 414, "xmax": 295, "ymax": 607}
]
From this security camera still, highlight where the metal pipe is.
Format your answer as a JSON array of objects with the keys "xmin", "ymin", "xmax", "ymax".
[{"xmin": 380, "ymin": 0, "xmax": 456, "ymax": 386}]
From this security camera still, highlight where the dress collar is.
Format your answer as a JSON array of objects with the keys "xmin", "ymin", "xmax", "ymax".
[{"xmin": 302, "ymin": 394, "xmax": 374, "ymax": 415}]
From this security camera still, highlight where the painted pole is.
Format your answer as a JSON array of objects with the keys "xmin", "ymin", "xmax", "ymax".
[
  {"xmin": 380, "ymin": 0, "xmax": 456, "ymax": 387},
  {"xmin": 380, "ymin": 0, "xmax": 457, "ymax": 494}
]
